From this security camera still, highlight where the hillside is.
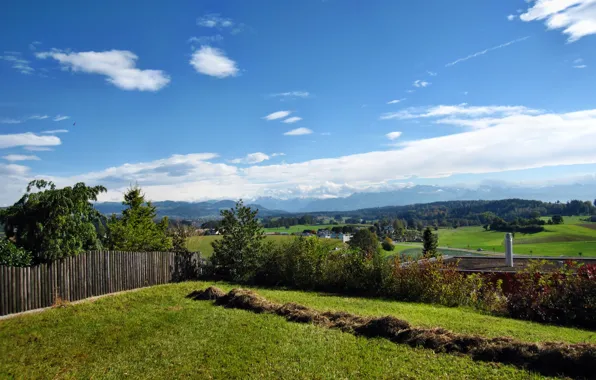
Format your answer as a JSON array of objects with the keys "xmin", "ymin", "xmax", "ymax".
[{"xmin": 1, "ymin": 281, "xmax": 593, "ymax": 378}]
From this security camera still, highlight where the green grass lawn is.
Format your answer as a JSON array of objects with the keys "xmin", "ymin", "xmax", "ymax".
[
  {"xmin": 263, "ymin": 224, "xmax": 370, "ymax": 234},
  {"xmin": 437, "ymin": 217, "xmax": 596, "ymax": 257},
  {"xmin": 187, "ymin": 235, "xmax": 342, "ymax": 257},
  {"xmin": 3, "ymin": 281, "xmax": 593, "ymax": 379}
]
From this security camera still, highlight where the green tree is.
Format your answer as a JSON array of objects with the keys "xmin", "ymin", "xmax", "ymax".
[
  {"xmin": 0, "ymin": 180, "xmax": 106, "ymax": 263},
  {"xmin": 168, "ymin": 222, "xmax": 191, "ymax": 253},
  {"xmin": 0, "ymin": 239, "xmax": 32, "ymax": 267},
  {"xmin": 551, "ymin": 215, "xmax": 564, "ymax": 225},
  {"xmin": 422, "ymin": 227, "xmax": 438, "ymax": 258},
  {"xmin": 348, "ymin": 229, "xmax": 378, "ymax": 256},
  {"xmin": 210, "ymin": 200, "xmax": 264, "ymax": 281},
  {"xmin": 107, "ymin": 186, "xmax": 172, "ymax": 251},
  {"xmin": 381, "ymin": 236, "xmax": 394, "ymax": 251}
]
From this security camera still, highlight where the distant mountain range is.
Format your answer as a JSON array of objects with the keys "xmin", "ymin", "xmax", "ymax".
[{"xmin": 94, "ymin": 183, "xmax": 596, "ymax": 219}]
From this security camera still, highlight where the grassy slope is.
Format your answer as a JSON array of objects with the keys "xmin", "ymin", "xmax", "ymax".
[
  {"xmin": 263, "ymin": 224, "xmax": 370, "ymax": 233},
  {"xmin": 437, "ymin": 217, "xmax": 596, "ymax": 257},
  {"xmin": 3, "ymin": 281, "xmax": 593, "ymax": 379}
]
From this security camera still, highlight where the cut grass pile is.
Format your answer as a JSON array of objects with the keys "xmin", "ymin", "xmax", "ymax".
[
  {"xmin": 2, "ymin": 281, "xmax": 595, "ymax": 378},
  {"xmin": 192, "ymin": 287, "xmax": 596, "ymax": 378},
  {"xmin": 437, "ymin": 217, "xmax": 596, "ymax": 257}
]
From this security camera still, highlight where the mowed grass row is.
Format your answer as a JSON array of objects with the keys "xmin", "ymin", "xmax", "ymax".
[
  {"xmin": 2, "ymin": 281, "xmax": 594, "ymax": 379},
  {"xmin": 437, "ymin": 217, "xmax": 596, "ymax": 257}
]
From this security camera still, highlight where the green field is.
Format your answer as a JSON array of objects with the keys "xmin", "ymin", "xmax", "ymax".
[
  {"xmin": 187, "ymin": 235, "xmax": 342, "ymax": 257},
  {"xmin": 437, "ymin": 216, "xmax": 596, "ymax": 257},
  {"xmin": 263, "ymin": 224, "xmax": 369, "ymax": 233},
  {"xmin": 2, "ymin": 281, "xmax": 593, "ymax": 378}
]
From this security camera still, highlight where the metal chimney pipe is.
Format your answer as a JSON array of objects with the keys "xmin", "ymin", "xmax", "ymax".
[{"xmin": 504, "ymin": 233, "xmax": 514, "ymax": 267}]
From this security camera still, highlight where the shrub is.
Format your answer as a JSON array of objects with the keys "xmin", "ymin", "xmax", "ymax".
[
  {"xmin": 381, "ymin": 237, "xmax": 394, "ymax": 251},
  {"xmin": 507, "ymin": 260, "xmax": 596, "ymax": 329},
  {"xmin": 0, "ymin": 239, "xmax": 32, "ymax": 267}
]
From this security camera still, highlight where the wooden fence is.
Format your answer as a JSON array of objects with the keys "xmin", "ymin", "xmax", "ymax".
[{"xmin": 0, "ymin": 251, "xmax": 202, "ymax": 317}]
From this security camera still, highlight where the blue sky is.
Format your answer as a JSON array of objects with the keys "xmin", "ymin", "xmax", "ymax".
[{"xmin": 2, "ymin": 0, "xmax": 596, "ymax": 204}]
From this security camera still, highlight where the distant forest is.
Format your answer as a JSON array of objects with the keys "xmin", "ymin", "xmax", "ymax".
[{"xmin": 263, "ymin": 199, "xmax": 596, "ymax": 230}]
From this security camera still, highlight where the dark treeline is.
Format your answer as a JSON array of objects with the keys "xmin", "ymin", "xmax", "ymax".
[{"xmin": 314, "ymin": 199, "xmax": 595, "ymax": 228}]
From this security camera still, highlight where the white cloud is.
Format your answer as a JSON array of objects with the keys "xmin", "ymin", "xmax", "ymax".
[
  {"xmin": 406, "ymin": 90, "xmax": 415, "ymax": 93},
  {"xmin": 507, "ymin": 14, "xmax": 516, "ymax": 21},
  {"xmin": 41, "ymin": 129, "xmax": 68, "ymax": 134},
  {"xmin": 197, "ymin": 14, "xmax": 234, "ymax": 28},
  {"xmin": 574, "ymin": 58, "xmax": 584, "ymax": 63},
  {"xmin": 0, "ymin": 52, "xmax": 34, "ymax": 74},
  {"xmin": 29, "ymin": 115, "xmax": 48, "ymax": 120},
  {"xmin": 190, "ymin": 46, "xmax": 238, "ymax": 78},
  {"xmin": 520, "ymin": 0, "xmax": 596, "ymax": 42},
  {"xmin": 36, "ymin": 50, "xmax": 170, "ymax": 91},
  {"xmin": 24, "ymin": 146, "xmax": 53, "ymax": 152},
  {"xmin": 188, "ymin": 35, "xmax": 224, "ymax": 46},
  {"xmin": 574, "ymin": 64, "xmax": 587, "ymax": 68},
  {"xmin": 445, "ymin": 36, "xmax": 529, "ymax": 67},
  {"xmin": 0, "ymin": 163, "xmax": 29, "ymax": 176},
  {"xmin": 385, "ymin": 131, "xmax": 402, "ymax": 140},
  {"xmin": 413, "ymin": 80, "xmax": 430, "ymax": 88},
  {"xmin": 0, "ymin": 115, "xmax": 49, "ymax": 124},
  {"xmin": 29, "ymin": 41, "xmax": 42, "ymax": 51},
  {"xmin": 270, "ymin": 91, "xmax": 310, "ymax": 99},
  {"xmin": 0, "ymin": 133, "xmax": 61, "ymax": 149},
  {"xmin": 387, "ymin": 99, "xmax": 405, "ymax": 104},
  {"xmin": 229, "ymin": 152, "xmax": 270, "ymax": 164},
  {"xmin": 2, "ymin": 154, "xmax": 40, "ymax": 161},
  {"xmin": 271, "ymin": 152, "xmax": 286, "ymax": 157},
  {"xmin": 53, "ymin": 115, "xmax": 69, "ymax": 121},
  {"xmin": 264, "ymin": 110, "xmax": 291, "ymax": 120},
  {"xmin": 6, "ymin": 105, "xmax": 596, "ymax": 204},
  {"xmin": 320, "ymin": 132, "xmax": 331, "ymax": 136},
  {"xmin": 284, "ymin": 127, "xmax": 313, "ymax": 136},
  {"xmin": 282, "ymin": 116, "xmax": 302, "ymax": 123},
  {"xmin": 381, "ymin": 104, "xmax": 540, "ymax": 122},
  {"xmin": 427, "ymin": 71, "xmax": 438, "ymax": 76}
]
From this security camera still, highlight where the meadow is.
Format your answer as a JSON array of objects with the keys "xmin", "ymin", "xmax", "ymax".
[
  {"xmin": 437, "ymin": 216, "xmax": 596, "ymax": 257},
  {"xmin": 2, "ymin": 281, "xmax": 594, "ymax": 379}
]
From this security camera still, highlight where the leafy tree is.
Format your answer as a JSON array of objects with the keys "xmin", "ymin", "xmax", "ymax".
[
  {"xmin": 348, "ymin": 229, "xmax": 378, "ymax": 256},
  {"xmin": 107, "ymin": 186, "xmax": 172, "ymax": 251},
  {"xmin": 168, "ymin": 222, "xmax": 192, "ymax": 253},
  {"xmin": 0, "ymin": 180, "xmax": 106, "ymax": 263},
  {"xmin": 210, "ymin": 200, "xmax": 265, "ymax": 281},
  {"xmin": 551, "ymin": 215, "xmax": 564, "ymax": 225},
  {"xmin": 422, "ymin": 227, "xmax": 438, "ymax": 258},
  {"xmin": 381, "ymin": 236, "xmax": 394, "ymax": 251},
  {"xmin": 0, "ymin": 239, "xmax": 32, "ymax": 267}
]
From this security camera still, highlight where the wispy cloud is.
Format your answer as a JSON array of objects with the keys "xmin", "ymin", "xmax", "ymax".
[
  {"xmin": 24, "ymin": 146, "xmax": 53, "ymax": 152},
  {"xmin": 188, "ymin": 35, "xmax": 224, "ymax": 47},
  {"xmin": 282, "ymin": 116, "xmax": 302, "ymax": 124},
  {"xmin": 445, "ymin": 36, "xmax": 529, "ymax": 67},
  {"xmin": 229, "ymin": 152, "xmax": 270, "ymax": 164},
  {"xmin": 271, "ymin": 152, "xmax": 286, "ymax": 157},
  {"xmin": 427, "ymin": 71, "xmax": 437, "ymax": 76},
  {"xmin": 381, "ymin": 104, "xmax": 540, "ymax": 123},
  {"xmin": 197, "ymin": 13, "xmax": 234, "ymax": 28},
  {"xmin": 385, "ymin": 131, "xmax": 402, "ymax": 140},
  {"xmin": 520, "ymin": 0, "xmax": 596, "ymax": 42},
  {"xmin": 36, "ymin": 49, "xmax": 170, "ymax": 91},
  {"xmin": 284, "ymin": 127, "xmax": 313, "ymax": 136},
  {"xmin": 29, "ymin": 115, "xmax": 48, "ymax": 120},
  {"xmin": 574, "ymin": 64, "xmax": 587, "ymax": 69},
  {"xmin": 387, "ymin": 99, "xmax": 405, "ymax": 104},
  {"xmin": 573, "ymin": 58, "xmax": 587, "ymax": 69},
  {"xmin": 189, "ymin": 46, "xmax": 238, "ymax": 78},
  {"xmin": 2, "ymin": 154, "xmax": 40, "ymax": 161},
  {"xmin": 53, "ymin": 115, "xmax": 69, "ymax": 122},
  {"xmin": 0, "ymin": 51, "xmax": 34, "ymax": 74},
  {"xmin": 28, "ymin": 41, "xmax": 42, "ymax": 51},
  {"xmin": 0, "ymin": 118, "xmax": 23, "ymax": 124},
  {"xmin": 413, "ymin": 80, "xmax": 430, "ymax": 88},
  {"xmin": 0, "ymin": 163, "xmax": 30, "ymax": 176},
  {"xmin": 1, "ymin": 115, "xmax": 50, "ymax": 124},
  {"xmin": 41, "ymin": 129, "xmax": 68, "ymax": 134},
  {"xmin": 264, "ymin": 111, "xmax": 291, "ymax": 121},
  {"xmin": 507, "ymin": 14, "xmax": 516, "ymax": 21},
  {"xmin": 270, "ymin": 91, "xmax": 310, "ymax": 99},
  {"xmin": 0, "ymin": 133, "xmax": 61, "ymax": 149}
]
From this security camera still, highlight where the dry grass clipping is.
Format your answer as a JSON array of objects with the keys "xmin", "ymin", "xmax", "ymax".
[{"xmin": 189, "ymin": 287, "xmax": 596, "ymax": 379}]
